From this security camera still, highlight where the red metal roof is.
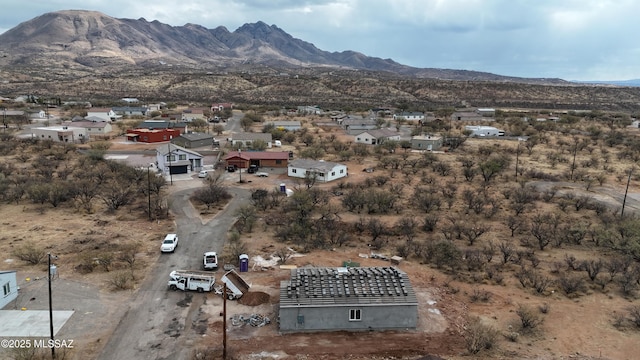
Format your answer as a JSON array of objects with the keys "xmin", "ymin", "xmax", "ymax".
[{"xmin": 223, "ymin": 151, "xmax": 289, "ymax": 161}]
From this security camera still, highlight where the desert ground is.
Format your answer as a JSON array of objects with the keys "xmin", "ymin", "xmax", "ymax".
[{"xmin": 2, "ymin": 112, "xmax": 640, "ymax": 359}]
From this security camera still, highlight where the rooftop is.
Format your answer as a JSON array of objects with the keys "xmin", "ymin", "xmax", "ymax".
[{"xmin": 280, "ymin": 267, "xmax": 417, "ymax": 307}]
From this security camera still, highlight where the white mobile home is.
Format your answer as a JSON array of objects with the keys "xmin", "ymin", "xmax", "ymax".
[
  {"xmin": 465, "ymin": 126, "xmax": 505, "ymax": 137},
  {"xmin": 31, "ymin": 126, "xmax": 88, "ymax": 143},
  {"xmin": 0, "ymin": 270, "xmax": 18, "ymax": 309},
  {"xmin": 288, "ymin": 159, "xmax": 348, "ymax": 182}
]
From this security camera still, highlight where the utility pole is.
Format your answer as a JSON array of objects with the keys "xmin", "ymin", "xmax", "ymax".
[
  {"xmin": 167, "ymin": 143, "xmax": 173, "ymax": 185},
  {"xmin": 238, "ymin": 148, "xmax": 242, "ymax": 183},
  {"xmin": 48, "ymin": 253, "xmax": 57, "ymax": 359},
  {"xmin": 223, "ymin": 282, "xmax": 227, "ymax": 360},
  {"xmin": 147, "ymin": 165, "xmax": 152, "ymax": 220},
  {"xmin": 621, "ymin": 167, "xmax": 633, "ymax": 217},
  {"xmin": 515, "ymin": 141, "xmax": 521, "ymax": 181}
]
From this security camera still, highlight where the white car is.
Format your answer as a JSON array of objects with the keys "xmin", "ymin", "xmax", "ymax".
[
  {"xmin": 203, "ymin": 251, "xmax": 218, "ymax": 270},
  {"xmin": 198, "ymin": 170, "xmax": 208, "ymax": 178},
  {"xmin": 256, "ymin": 172, "xmax": 269, "ymax": 177},
  {"xmin": 161, "ymin": 234, "xmax": 178, "ymax": 253}
]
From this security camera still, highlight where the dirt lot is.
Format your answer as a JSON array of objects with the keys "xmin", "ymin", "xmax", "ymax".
[{"xmin": 2, "ymin": 135, "xmax": 640, "ymax": 360}]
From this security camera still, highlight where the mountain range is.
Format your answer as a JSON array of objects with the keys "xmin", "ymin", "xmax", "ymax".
[{"xmin": 0, "ymin": 10, "xmax": 565, "ymax": 84}]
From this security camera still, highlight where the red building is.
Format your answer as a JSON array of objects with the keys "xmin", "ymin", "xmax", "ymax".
[
  {"xmin": 126, "ymin": 128, "xmax": 181, "ymax": 143},
  {"xmin": 223, "ymin": 151, "xmax": 290, "ymax": 169}
]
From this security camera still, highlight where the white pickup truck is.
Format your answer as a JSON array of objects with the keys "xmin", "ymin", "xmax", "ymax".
[
  {"xmin": 203, "ymin": 252, "xmax": 218, "ymax": 270},
  {"xmin": 168, "ymin": 270, "xmax": 215, "ymax": 292}
]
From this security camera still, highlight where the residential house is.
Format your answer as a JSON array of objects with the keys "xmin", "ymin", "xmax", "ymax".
[
  {"xmin": 279, "ymin": 267, "xmax": 418, "ymax": 332},
  {"xmin": 288, "ymin": 159, "xmax": 348, "ymax": 182},
  {"xmin": 0, "ymin": 270, "xmax": 18, "ymax": 309},
  {"xmin": 27, "ymin": 109, "xmax": 47, "ymax": 120},
  {"xmin": 126, "ymin": 128, "xmax": 181, "ymax": 143},
  {"xmin": 452, "ymin": 111, "xmax": 483, "ymax": 122},
  {"xmin": 137, "ymin": 120, "xmax": 188, "ymax": 134},
  {"xmin": 341, "ymin": 117, "xmax": 377, "ymax": 134},
  {"xmin": 297, "ymin": 106, "xmax": 323, "ymax": 115},
  {"xmin": 211, "ymin": 102, "xmax": 234, "ymax": 112},
  {"xmin": 112, "ymin": 106, "xmax": 149, "ymax": 117},
  {"xmin": 146, "ymin": 103, "xmax": 165, "ymax": 112},
  {"xmin": 354, "ymin": 129, "xmax": 401, "ymax": 145},
  {"xmin": 181, "ymin": 108, "xmax": 206, "ymax": 122},
  {"xmin": 411, "ymin": 135, "xmax": 443, "ymax": 151},
  {"xmin": 465, "ymin": 126, "xmax": 505, "ymax": 137},
  {"xmin": 231, "ymin": 133, "xmax": 273, "ymax": 148},
  {"xmin": 87, "ymin": 108, "xmax": 119, "ymax": 122},
  {"xmin": 31, "ymin": 125, "xmax": 87, "ymax": 143},
  {"xmin": 63, "ymin": 120, "xmax": 112, "ymax": 138},
  {"xmin": 223, "ymin": 151, "xmax": 290, "ymax": 169},
  {"xmin": 156, "ymin": 143, "xmax": 203, "ymax": 175},
  {"xmin": 171, "ymin": 132, "xmax": 215, "ymax": 148},
  {"xmin": 393, "ymin": 112, "xmax": 425, "ymax": 122},
  {"xmin": 476, "ymin": 108, "xmax": 496, "ymax": 117},
  {"xmin": 266, "ymin": 120, "xmax": 302, "ymax": 132},
  {"xmin": 2, "ymin": 110, "xmax": 27, "ymax": 123}
]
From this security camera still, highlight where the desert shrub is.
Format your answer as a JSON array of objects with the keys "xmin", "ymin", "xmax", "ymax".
[
  {"xmin": 628, "ymin": 306, "xmax": 640, "ymax": 328},
  {"xmin": 516, "ymin": 304, "xmax": 543, "ymax": 332},
  {"xmin": 465, "ymin": 316, "xmax": 499, "ymax": 354},
  {"xmin": 558, "ymin": 273, "xmax": 585, "ymax": 295},
  {"xmin": 470, "ymin": 288, "xmax": 493, "ymax": 303},
  {"xmin": 109, "ymin": 271, "xmax": 134, "ymax": 290},
  {"xmin": 12, "ymin": 243, "xmax": 47, "ymax": 265}
]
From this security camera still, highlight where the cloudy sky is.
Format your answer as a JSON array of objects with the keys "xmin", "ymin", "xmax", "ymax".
[{"xmin": 1, "ymin": 0, "xmax": 638, "ymax": 81}]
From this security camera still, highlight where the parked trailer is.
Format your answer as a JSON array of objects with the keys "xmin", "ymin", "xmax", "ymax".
[
  {"xmin": 168, "ymin": 270, "xmax": 216, "ymax": 293},
  {"xmin": 216, "ymin": 269, "xmax": 251, "ymax": 300}
]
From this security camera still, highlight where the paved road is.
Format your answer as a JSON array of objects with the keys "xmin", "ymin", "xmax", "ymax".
[{"xmin": 97, "ymin": 186, "xmax": 250, "ymax": 360}]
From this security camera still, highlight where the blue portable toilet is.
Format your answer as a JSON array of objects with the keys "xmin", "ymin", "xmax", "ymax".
[
  {"xmin": 239, "ymin": 254, "xmax": 249, "ymax": 272},
  {"xmin": 279, "ymin": 183, "xmax": 286, "ymax": 193}
]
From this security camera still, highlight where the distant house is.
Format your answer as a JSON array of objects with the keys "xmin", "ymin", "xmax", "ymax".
[
  {"xmin": 126, "ymin": 128, "xmax": 181, "ymax": 143},
  {"xmin": 27, "ymin": 110, "xmax": 47, "ymax": 119},
  {"xmin": 87, "ymin": 108, "xmax": 119, "ymax": 122},
  {"xmin": 411, "ymin": 134, "xmax": 443, "ymax": 151},
  {"xmin": 223, "ymin": 151, "xmax": 290, "ymax": 169},
  {"xmin": 279, "ymin": 267, "xmax": 418, "ymax": 332},
  {"xmin": 266, "ymin": 121, "xmax": 302, "ymax": 132},
  {"xmin": 181, "ymin": 108, "xmax": 206, "ymax": 122},
  {"xmin": 156, "ymin": 143, "xmax": 203, "ymax": 175},
  {"xmin": 288, "ymin": 159, "xmax": 348, "ymax": 182},
  {"xmin": 476, "ymin": 108, "xmax": 496, "ymax": 117},
  {"xmin": 112, "ymin": 106, "xmax": 149, "ymax": 117},
  {"xmin": 211, "ymin": 102, "xmax": 234, "ymax": 112},
  {"xmin": 171, "ymin": 133, "xmax": 214, "ymax": 148},
  {"xmin": 393, "ymin": 112, "xmax": 425, "ymax": 122},
  {"xmin": 0, "ymin": 270, "xmax": 18, "ymax": 309},
  {"xmin": 452, "ymin": 111, "xmax": 483, "ymax": 122},
  {"xmin": 341, "ymin": 117, "xmax": 377, "ymax": 133},
  {"xmin": 231, "ymin": 133, "xmax": 273, "ymax": 148},
  {"xmin": 465, "ymin": 126, "xmax": 505, "ymax": 137},
  {"xmin": 31, "ymin": 125, "xmax": 87, "ymax": 143},
  {"xmin": 136, "ymin": 120, "xmax": 188, "ymax": 134},
  {"xmin": 354, "ymin": 129, "xmax": 400, "ymax": 145},
  {"xmin": 63, "ymin": 120, "xmax": 112, "ymax": 137},
  {"xmin": 297, "ymin": 106, "xmax": 323, "ymax": 115}
]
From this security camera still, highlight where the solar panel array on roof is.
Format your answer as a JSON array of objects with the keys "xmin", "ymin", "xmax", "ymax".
[{"xmin": 282, "ymin": 267, "xmax": 414, "ymax": 306}]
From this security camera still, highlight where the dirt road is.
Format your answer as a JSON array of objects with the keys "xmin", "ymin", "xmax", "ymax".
[{"xmin": 97, "ymin": 186, "xmax": 250, "ymax": 360}]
